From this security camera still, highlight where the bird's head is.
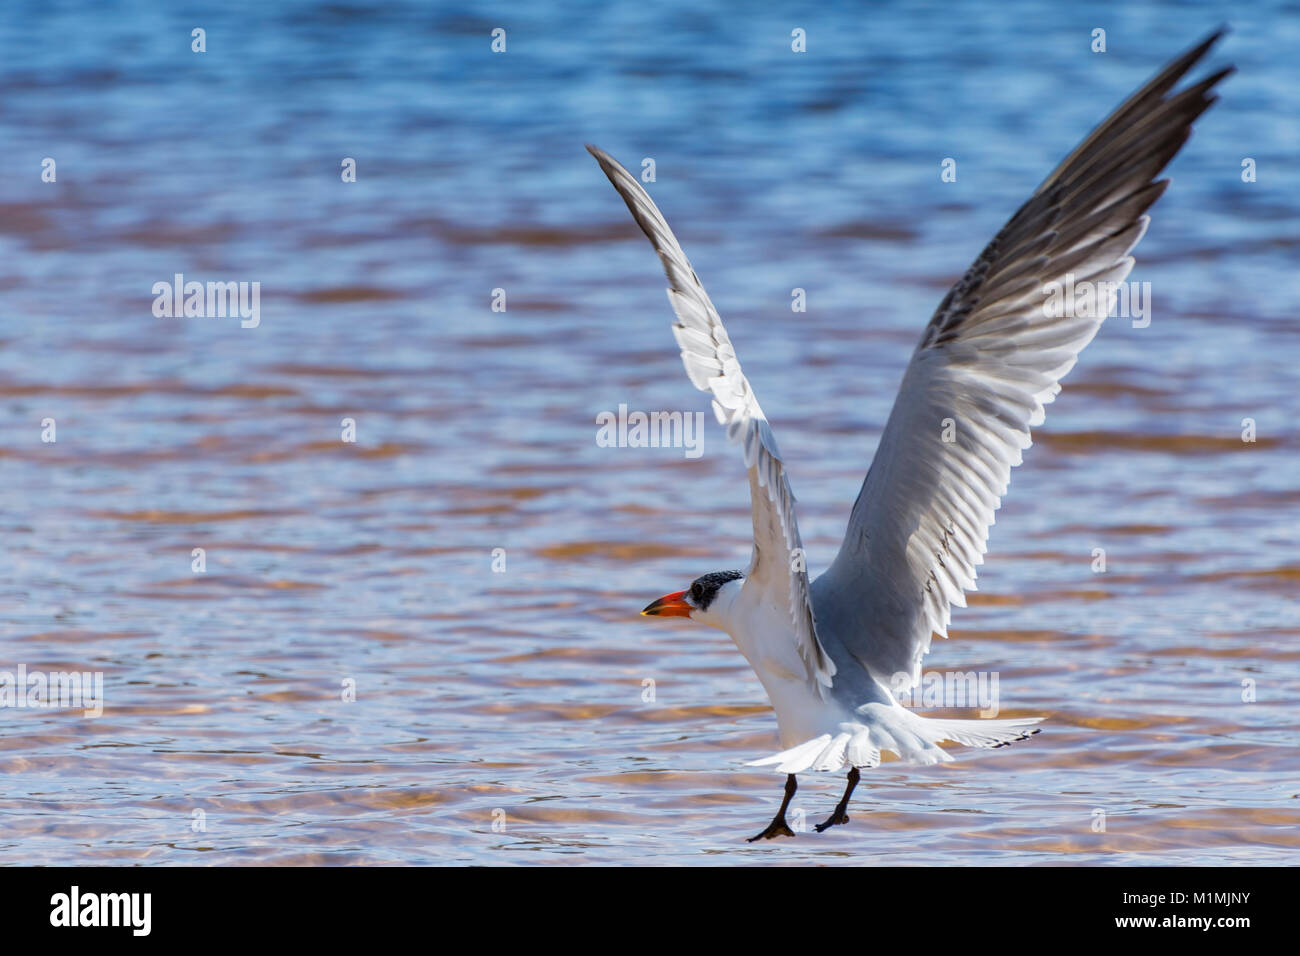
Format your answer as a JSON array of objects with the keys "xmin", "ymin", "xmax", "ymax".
[{"xmin": 641, "ymin": 569, "xmax": 745, "ymax": 629}]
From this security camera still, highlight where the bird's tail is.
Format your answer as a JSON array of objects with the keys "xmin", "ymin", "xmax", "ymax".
[
  {"xmin": 747, "ymin": 705, "xmax": 1043, "ymax": 774},
  {"xmin": 864, "ymin": 704, "xmax": 1043, "ymax": 766}
]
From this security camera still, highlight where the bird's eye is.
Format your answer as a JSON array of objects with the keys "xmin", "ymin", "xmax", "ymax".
[{"xmin": 690, "ymin": 583, "xmax": 702, "ymax": 602}]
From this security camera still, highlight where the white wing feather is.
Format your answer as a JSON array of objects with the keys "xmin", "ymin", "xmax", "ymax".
[{"xmin": 588, "ymin": 144, "xmax": 835, "ymax": 689}]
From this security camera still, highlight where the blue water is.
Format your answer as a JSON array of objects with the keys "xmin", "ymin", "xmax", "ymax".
[{"xmin": 0, "ymin": 1, "xmax": 1296, "ymax": 864}]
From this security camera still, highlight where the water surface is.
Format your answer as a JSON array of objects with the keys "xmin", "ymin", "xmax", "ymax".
[{"xmin": 1, "ymin": 0, "xmax": 1297, "ymax": 864}]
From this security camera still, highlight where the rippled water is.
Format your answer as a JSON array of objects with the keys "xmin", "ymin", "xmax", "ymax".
[{"xmin": 1, "ymin": 1, "xmax": 1297, "ymax": 865}]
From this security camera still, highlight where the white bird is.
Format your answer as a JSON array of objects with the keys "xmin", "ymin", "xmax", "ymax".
[{"xmin": 589, "ymin": 29, "xmax": 1231, "ymax": 840}]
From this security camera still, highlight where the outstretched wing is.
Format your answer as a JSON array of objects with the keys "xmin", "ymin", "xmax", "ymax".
[
  {"xmin": 588, "ymin": 144, "xmax": 835, "ymax": 689},
  {"xmin": 812, "ymin": 30, "xmax": 1232, "ymax": 692}
]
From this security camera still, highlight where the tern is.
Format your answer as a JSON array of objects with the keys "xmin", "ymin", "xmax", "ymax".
[{"xmin": 589, "ymin": 28, "xmax": 1230, "ymax": 840}]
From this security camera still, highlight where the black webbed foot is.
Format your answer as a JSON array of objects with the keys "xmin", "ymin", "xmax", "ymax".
[
  {"xmin": 746, "ymin": 773, "xmax": 799, "ymax": 842},
  {"xmin": 812, "ymin": 767, "xmax": 861, "ymax": 834},
  {"xmin": 747, "ymin": 817, "xmax": 797, "ymax": 841},
  {"xmin": 813, "ymin": 810, "xmax": 850, "ymax": 832}
]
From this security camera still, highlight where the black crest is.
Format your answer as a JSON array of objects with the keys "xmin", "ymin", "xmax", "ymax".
[{"xmin": 689, "ymin": 570, "xmax": 745, "ymax": 610}]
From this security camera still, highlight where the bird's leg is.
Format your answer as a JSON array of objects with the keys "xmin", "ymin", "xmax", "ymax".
[
  {"xmin": 747, "ymin": 773, "xmax": 798, "ymax": 842},
  {"xmin": 814, "ymin": 767, "xmax": 861, "ymax": 832}
]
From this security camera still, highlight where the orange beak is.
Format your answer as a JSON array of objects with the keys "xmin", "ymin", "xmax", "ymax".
[{"xmin": 641, "ymin": 589, "xmax": 692, "ymax": 618}]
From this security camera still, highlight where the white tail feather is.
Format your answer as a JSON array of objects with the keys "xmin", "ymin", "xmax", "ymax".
[{"xmin": 748, "ymin": 707, "xmax": 1043, "ymax": 774}]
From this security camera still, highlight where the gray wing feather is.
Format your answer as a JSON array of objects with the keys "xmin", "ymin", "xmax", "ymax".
[{"xmin": 814, "ymin": 30, "xmax": 1232, "ymax": 692}]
